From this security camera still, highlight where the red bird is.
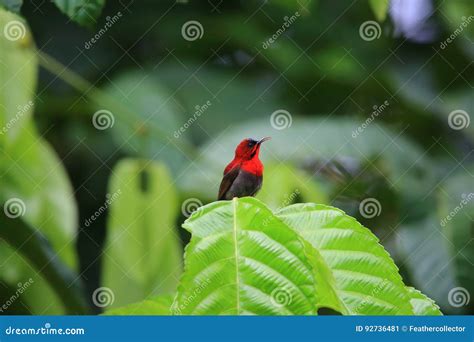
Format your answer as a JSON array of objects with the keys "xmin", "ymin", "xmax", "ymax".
[{"xmin": 218, "ymin": 137, "xmax": 271, "ymax": 200}]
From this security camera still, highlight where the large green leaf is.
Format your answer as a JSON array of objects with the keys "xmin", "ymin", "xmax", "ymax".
[
  {"xmin": 102, "ymin": 159, "xmax": 182, "ymax": 309},
  {"xmin": 0, "ymin": 211, "xmax": 89, "ymax": 314},
  {"xmin": 406, "ymin": 287, "xmax": 442, "ymax": 315},
  {"xmin": 369, "ymin": 0, "xmax": 389, "ymax": 22},
  {"xmin": 53, "ymin": 0, "xmax": 105, "ymax": 28},
  {"xmin": 174, "ymin": 197, "xmax": 346, "ymax": 315},
  {"xmin": 0, "ymin": 9, "xmax": 34, "ymax": 147},
  {"xmin": 0, "ymin": 8, "xmax": 79, "ymax": 314},
  {"xmin": 104, "ymin": 295, "xmax": 173, "ymax": 315},
  {"xmin": 276, "ymin": 203, "xmax": 416, "ymax": 315}
]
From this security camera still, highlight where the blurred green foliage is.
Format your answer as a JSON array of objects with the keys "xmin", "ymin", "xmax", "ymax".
[{"xmin": 0, "ymin": 0, "xmax": 472, "ymax": 315}]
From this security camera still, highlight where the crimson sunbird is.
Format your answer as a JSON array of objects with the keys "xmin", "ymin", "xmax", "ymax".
[{"xmin": 218, "ymin": 137, "xmax": 271, "ymax": 200}]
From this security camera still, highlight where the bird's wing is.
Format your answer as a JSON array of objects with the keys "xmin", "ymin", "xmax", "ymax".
[{"xmin": 217, "ymin": 167, "xmax": 240, "ymax": 200}]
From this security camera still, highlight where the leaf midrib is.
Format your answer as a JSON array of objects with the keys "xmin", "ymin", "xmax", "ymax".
[{"xmin": 232, "ymin": 198, "xmax": 241, "ymax": 314}]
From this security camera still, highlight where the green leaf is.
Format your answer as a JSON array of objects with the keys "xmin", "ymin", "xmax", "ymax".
[
  {"xmin": 174, "ymin": 197, "xmax": 345, "ymax": 315},
  {"xmin": 0, "ymin": 8, "xmax": 78, "ymax": 314},
  {"xmin": 369, "ymin": 0, "xmax": 389, "ymax": 22},
  {"xmin": 0, "ymin": 9, "xmax": 35, "ymax": 147},
  {"xmin": 53, "ymin": 0, "xmax": 105, "ymax": 28},
  {"xmin": 397, "ymin": 214, "xmax": 460, "ymax": 312},
  {"xmin": 0, "ymin": 211, "xmax": 89, "ymax": 314},
  {"xmin": 276, "ymin": 203, "xmax": 415, "ymax": 314},
  {"xmin": 0, "ymin": 0, "xmax": 22, "ymax": 13},
  {"xmin": 104, "ymin": 295, "xmax": 173, "ymax": 315},
  {"xmin": 406, "ymin": 287, "xmax": 442, "ymax": 315},
  {"xmin": 100, "ymin": 70, "xmax": 189, "ymax": 171},
  {"xmin": 256, "ymin": 163, "xmax": 328, "ymax": 209},
  {"xmin": 102, "ymin": 159, "xmax": 182, "ymax": 309}
]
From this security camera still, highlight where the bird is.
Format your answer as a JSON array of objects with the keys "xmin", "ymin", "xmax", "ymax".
[{"xmin": 218, "ymin": 137, "xmax": 271, "ymax": 200}]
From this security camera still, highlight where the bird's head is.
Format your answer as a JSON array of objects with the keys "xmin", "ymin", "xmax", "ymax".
[{"xmin": 234, "ymin": 137, "xmax": 271, "ymax": 160}]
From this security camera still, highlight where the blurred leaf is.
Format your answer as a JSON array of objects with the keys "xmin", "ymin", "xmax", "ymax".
[
  {"xmin": 103, "ymin": 159, "xmax": 182, "ymax": 309},
  {"xmin": 0, "ymin": 0, "xmax": 22, "ymax": 13},
  {"xmin": 0, "ymin": 9, "xmax": 34, "ymax": 147},
  {"xmin": 406, "ymin": 287, "xmax": 443, "ymax": 315},
  {"xmin": 369, "ymin": 0, "xmax": 389, "ymax": 22},
  {"xmin": 0, "ymin": 212, "xmax": 89, "ymax": 314},
  {"xmin": 179, "ymin": 117, "xmax": 436, "ymax": 212},
  {"xmin": 104, "ymin": 295, "xmax": 173, "ymax": 315},
  {"xmin": 174, "ymin": 197, "xmax": 345, "ymax": 315},
  {"xmin": 256, "ymin": 163, "xmax": 328, "ymax": 209},
  {"xmin": 100, "ymin": 70, "xmax": 190, "ymax": 171},
  {"xmin": 53, "ymin": 0, "xmax": 105, "ymax": 28},
  {"xmin": 277, "ymin": 203, "xmax": 416, "ymax": 314},
  {"xmin": 438, "ymin": 172, "xmax": 474, "ymax": 307},
  {"xmin": 441, "ymin": 1, "xmax": 474, "ymax": 58},
  {"xmin": 397, "ymin": 215, "xmax": 458, "ymax": 312}
]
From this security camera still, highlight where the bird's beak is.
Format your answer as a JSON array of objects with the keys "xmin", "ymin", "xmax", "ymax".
[{"xmin": 257, "ymin": 137, "xmax": 271, "ymax": 145}]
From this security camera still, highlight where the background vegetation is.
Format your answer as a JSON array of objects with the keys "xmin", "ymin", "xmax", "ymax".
[{"xmin": 0, "ymin": 0, "xmax": 472, "ymax": 315}]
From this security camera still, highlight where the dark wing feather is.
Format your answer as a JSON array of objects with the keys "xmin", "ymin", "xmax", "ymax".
[{"xmin": 217, "ymin": 167, "xmax": 240, "ymax": 200}]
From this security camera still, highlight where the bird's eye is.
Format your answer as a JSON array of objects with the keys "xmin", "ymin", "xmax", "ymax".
[{"xmin": 247, "ymin": 141, "xmax": 255, "ymax": 147}]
